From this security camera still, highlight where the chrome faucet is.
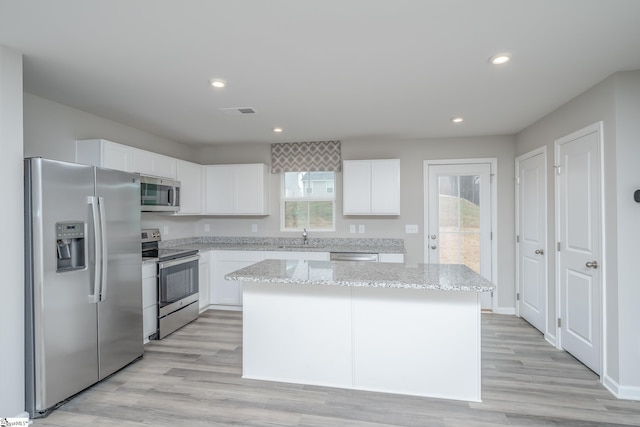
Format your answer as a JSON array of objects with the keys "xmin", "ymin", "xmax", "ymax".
[{"xmin": 302, "ymin": 228, "xmax": 308, "ymax": 245}]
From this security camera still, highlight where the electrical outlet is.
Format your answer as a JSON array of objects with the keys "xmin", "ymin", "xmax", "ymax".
[
  {"xmin": 204, "ymin": 223, "xmax": 210, "ymax": 232},
  {"xmin": 405, "ymin": 224, "xmax": 419, "ymax": 234},
  {"xmin": 251, "ymin": 224, "xmax": 258, "ymax": 233},
  {"xmin": 358, "ymin": 224, "xmax": 365, "ymax": 234},
  {"xmin": 349, "ymin": 224, "xmax": 356, "ymax": 233}
]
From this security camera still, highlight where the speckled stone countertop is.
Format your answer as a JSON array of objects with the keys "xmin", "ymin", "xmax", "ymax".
[
  {"xmin": 160, "ymin": 236, "xmax": 405, "ymax": 254},
  {"xmin": 225, "ymin": 259, "xmax": 495, "ymax": 292}
]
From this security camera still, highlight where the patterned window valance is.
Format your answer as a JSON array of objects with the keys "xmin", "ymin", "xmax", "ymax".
[{"xmin": 271, "ymin": 140, "xmax": 341, "ymax": 173}]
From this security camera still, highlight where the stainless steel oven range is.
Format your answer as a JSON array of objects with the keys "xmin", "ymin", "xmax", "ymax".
[{"xmin": 142, "ymin": 229, "xmax": 199, "ymax": 339}]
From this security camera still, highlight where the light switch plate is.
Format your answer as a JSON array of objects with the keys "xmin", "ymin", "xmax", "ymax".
[
  {"xmin": 204, "ymin": 223, "xmax": 210, "ymax": 232},
  {"xmin": 251, "ymin": 224, "xmax": 258, "ymax": 233},
  {"xmin": 405, "ymin": 224, "xmax": 419, "ymax": 234},
  {"xmin": 358, "ymin": 224, "xmax": 365, "ymax": 234},
  {"xmin": 163, "ymin": 225, "xmax": 169, "ymax": 235},
  {"xmin": 349, "ymin": 224, "xmax": 356, "ymax": 233}
]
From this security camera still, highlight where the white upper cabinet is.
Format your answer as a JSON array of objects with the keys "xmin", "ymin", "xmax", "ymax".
[
  {"xmin": 76, "ymin": 139, "xmax": 134, "ymax": 172},
  {"xmin": 131, "ymin": 148, "xmax": 177, "ymax": 179},
  {"xmin": 204, "ymin": 164, "xmax": 269, "ymax": 215},
  {"xmin": 175, "ymin": 159, "xmax": 203, "ymax": 215},
  {"xmin": 76, "ymin": 138, "xmax": 176, "ymax": 179},
  {"xmin": 343, "ymin": 159, "xmax": 400, "ymax": 215}
]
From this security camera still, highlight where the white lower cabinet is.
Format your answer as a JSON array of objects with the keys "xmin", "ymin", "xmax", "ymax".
[
  {"xmin": 211, "ymin": 251, "xmax": 264, "ymax": 307},
  {"xmin": 263, "ymin": 251, "xmax": 330, "ymax": 261},
  {"xmin": 379, "ymin": 253, "xmax": 404, "ymax": 263},
  {"xmin": 209, "ymin": 250, "xmax": 400, "ymax": 310},
  {"xmin": 142, "ymin": 263, "xmax": 158, "ymax": 343},
  {"xmin": 198, "ymin": 251, "xmax": 211, "ymax": 311}
]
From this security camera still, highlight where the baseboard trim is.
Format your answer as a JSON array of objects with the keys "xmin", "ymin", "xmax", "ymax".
[
  {"xmin": 493, "ymin": 307, "xmax": 516, "ymax": 315},
  {"xmin": 205, "ymin": 304, "xmax": 242, "ymax": 312},
  {"xmin": 544, "ymin": 333, "xmax": 557, "ymax": 347},
  {"xmin": 603, "ymin": 375, "xmax": 640, "ymax": 401}
]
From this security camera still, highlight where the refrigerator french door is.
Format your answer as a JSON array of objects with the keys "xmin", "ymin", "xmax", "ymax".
[{"xmin": 24, "ymin": 158, "xmax": 143, "ymax": 418}]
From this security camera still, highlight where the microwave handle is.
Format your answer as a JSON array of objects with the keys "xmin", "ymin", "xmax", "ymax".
[{"xmin": 168, "ymin": 187, "xmax": 174, "ymax": 206}]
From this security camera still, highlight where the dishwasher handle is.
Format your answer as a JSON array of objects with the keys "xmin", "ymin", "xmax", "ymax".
[{"xmin": 330, "ymin": 252, "xmax": 379, "ymax": 262}]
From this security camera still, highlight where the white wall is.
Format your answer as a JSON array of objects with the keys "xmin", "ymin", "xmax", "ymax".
[
  {"xmin": 516, "ymin": 70, "xmax": 640, "ymax": 398},
  {"xmin": 613, "ymin": 71, "xmax": 640, "ymax": 392},
  {"xmin": 0, "ymin": 45, "xmax": 26, "ymax": 418},
  {"xmin": 516, "ymin": 75, "xmax": 617, "ymax": 345},
  {"xmin": 23, "ymin": 93, "xmax": 198, "ymax": 163},
  {"xmin": 194, "ymin": 136, "xmax": 517, "ymax": 311}
]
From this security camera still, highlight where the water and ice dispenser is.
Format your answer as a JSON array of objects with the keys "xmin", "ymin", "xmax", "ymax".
[{"xmin": 56, "ymin": 222, "xmax": 86, "ymax": 272}]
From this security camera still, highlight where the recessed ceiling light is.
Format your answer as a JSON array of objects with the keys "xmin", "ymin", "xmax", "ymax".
[
  {"xmin": 209, "ymin": 79, "xmax": 226, "ymax": 88},
  {"xmin": 273, "ymin": 127, "xmax": 283, "ymax": 133},
  {"xmin": 451, "ymin": 116, "xmax": 464, "ymax": 123},
  {"xmin": 489, "ymin": 53, "xmax": 511, "ymax": 65}
]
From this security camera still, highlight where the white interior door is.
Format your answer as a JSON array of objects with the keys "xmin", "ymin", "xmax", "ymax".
[
  {"xmin": 516, "ymin": 149, "xmax": 547, "ymax": 334},
  {"xmin": 427, "ymin": 163, "xmax": 493, "ymax": 310},
  {"xmin": 556, "ymin": 123, "xmax": 602, "ymax": 375}
]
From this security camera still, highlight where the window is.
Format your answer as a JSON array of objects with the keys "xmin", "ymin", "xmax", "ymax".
[{"xmin": 282, "ymin": 171, "xmax": 335, "ymax": 231}]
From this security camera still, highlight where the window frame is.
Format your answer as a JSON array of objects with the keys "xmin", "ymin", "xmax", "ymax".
[{"xmin": 280, "ymin": 171, "xmax": 336, "ymax": 232}]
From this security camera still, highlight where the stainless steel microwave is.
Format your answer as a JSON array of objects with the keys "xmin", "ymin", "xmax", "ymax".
[{"xmin": 140, "ymin": 175, "xmax": 180, "ymax": 212}]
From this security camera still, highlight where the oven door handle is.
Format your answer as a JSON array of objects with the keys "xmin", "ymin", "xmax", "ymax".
[{"xmin": 158, "ymin": 254, "xmax": 200, "ymax": 270}]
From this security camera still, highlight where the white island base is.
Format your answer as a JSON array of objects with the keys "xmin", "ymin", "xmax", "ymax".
[{"xmin": 243, "ymin": 282, "xmax": 482, "ymax": 402}]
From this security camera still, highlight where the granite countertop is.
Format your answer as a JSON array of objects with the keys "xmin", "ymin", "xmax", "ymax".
[
  {"xmin": 225, "ymin": 259, "xmax": 495, "ymax": 292},
  {"xmin": 160, "ymin": 236, "xmax": 406, "ymax": 254}
]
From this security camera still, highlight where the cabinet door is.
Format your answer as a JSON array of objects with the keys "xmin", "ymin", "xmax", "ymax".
[
  {"xmin": 343, "ymin": 160, "xmax": 372, "ymax": 215},
  {"xmin": 153, "ymin": 153, "xmax": 177, "ymax": 179},
  {"xmin": 371, "ymin": 159, "xmax": 400, "ymax": 214},
  {"xmin": 141, "ymin": 263, "xmax": 158, "ymax": 341},
  {"xmin": 205, "ymin": 165, "xmax": 235, "ymax": 214},
  {"xmin": 264, "ymin": 251, "xmax": 330, "ymax": 261},
  {"xmin": 234, "ymin": 164, "xmax": 268, "ymax": 214},
  {"xmin": 131, "ymin": 148, "xmax": 156, "ymax": 176},
  {"xmin": 198, "ymin": 253, "xmax": 210, "ymax": 310},
  {"xmin": 102, "ymin": 142, "xmax": 134, "ymax": 172},
  {"xmin": 176, "ymin": 160, "xmax": 203, "ymax": 214},
  {"xmin": 212, "ymin": 251, "xmax": 263, "ymax": 306}
]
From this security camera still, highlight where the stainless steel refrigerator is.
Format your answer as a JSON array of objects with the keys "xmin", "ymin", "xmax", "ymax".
[{"xmin": 24, "ymin": 157, "xmax": 143, "ymax": 418}]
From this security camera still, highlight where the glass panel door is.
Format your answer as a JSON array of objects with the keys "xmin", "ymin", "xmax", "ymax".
[{"xmin": 428, "ymin": 163, "xmax": 492, "ymax": 309}]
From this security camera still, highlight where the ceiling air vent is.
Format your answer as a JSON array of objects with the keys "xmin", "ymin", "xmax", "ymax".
[{"xmin": 219, "ymin": 107, "xmax": 257, "ymax": 116}]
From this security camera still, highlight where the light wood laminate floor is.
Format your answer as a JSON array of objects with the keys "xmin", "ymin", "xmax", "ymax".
[{"xmin": 33, "ymin": 310, "xmax": 640, "ymax": 426}]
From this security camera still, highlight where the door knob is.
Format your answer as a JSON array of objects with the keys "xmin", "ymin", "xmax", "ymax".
[
  {"xmin": 430, "ymin": 234, "xmax": 437, "ymax": 240},
  {"xmin": 585, "ymin": 261, "xmax": 598, "ymax": 269},
  {"xmin": 430, "ymin": 245, "xmax": 437, "ymax": 250},
  {"xmin": 535, "ymin": 249, "xmax": 544, "ymax": 255}
]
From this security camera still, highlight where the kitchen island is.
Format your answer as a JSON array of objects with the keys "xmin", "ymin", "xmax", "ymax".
[{"xmin": 225, "ymin": 259, "xmax": 495, "ymax": 402}]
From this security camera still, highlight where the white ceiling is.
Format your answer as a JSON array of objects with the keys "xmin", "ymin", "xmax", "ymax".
[{"xmin": 1, "ymin": 0, "xmax": 640, "ymax": 146}]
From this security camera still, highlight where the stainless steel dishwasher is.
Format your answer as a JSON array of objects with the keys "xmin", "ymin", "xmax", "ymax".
[{"xmin": 330, "ymin": 252, "xmax": 379, "ymax": 262}]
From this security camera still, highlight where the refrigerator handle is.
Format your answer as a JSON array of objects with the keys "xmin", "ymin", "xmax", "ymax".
[
  {"xmin": 98, "ymin": 197, "xmax": 108, "ymax": 301},
  {"xmin": 88, "ymin": 196, "xmax": 101, "ymax": 303}
]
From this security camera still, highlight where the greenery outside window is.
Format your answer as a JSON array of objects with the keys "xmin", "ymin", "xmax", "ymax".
[{"xmin": 282, "ymin": 171, "xmax": 335, "ymax": 231}]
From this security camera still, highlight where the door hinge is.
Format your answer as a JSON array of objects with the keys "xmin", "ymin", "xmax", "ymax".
[
  {"xmin": 490, "ymin": 173, "xmax": 495, "ymax": 184},
  {"xmin": 516, "ymin": 292, "xmax": 520, "ymax": 301},
  {"xmin": 557, "ymin": 242, "xmax": 561, "ymax": 252},
  {"xmin": 490, "ymin": 231, "xmax": 493, "ymax": 240},
  {"xmin": 557, "ymin": 318, "xmax": 562, "ymax": 328},
  {"xmin": 554, "ymin": 165, "xmax": 561, "ymax": 175},
  {"xmin": 516, "ymin": 234, "xmax": 520, "ymax": 243},
  {"xmin": 515, "ymin": 176, "xmax": 520, "ymax": 185}
]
